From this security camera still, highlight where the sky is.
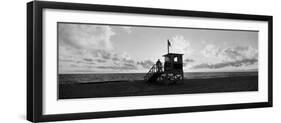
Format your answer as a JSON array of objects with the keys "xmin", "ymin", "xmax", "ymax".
[{"xmin": 58, "ymin": 22, "xmax": 258, "ymax": 74}]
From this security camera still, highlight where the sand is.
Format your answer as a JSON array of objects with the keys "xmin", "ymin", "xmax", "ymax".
[{"xmin": 59, "ymin": 75, "xmax": 258, "ymax": 99}]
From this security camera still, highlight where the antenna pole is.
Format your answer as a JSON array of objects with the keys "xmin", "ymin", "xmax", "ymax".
[{"xmin": 167, "ymin": 39, "xmax": 169, "ymax": 54}]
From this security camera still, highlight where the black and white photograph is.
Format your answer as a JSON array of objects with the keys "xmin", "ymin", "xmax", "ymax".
[
  {"xmin": 58, "ymin": 22, "xmax": 259, "ymax": 99},
  {"xmin": 25, "ymin": 1, "xmax": 273, "ymax": 122}
]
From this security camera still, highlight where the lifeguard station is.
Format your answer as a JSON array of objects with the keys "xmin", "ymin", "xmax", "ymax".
[{"xmin": 144, "ymin": 40, "xmax": 184, "ymax": 84}]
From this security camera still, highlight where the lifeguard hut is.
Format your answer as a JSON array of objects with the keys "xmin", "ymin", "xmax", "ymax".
[{"xmin": 144, "ymin": 40, "xmax": 184, "ymax": 84}]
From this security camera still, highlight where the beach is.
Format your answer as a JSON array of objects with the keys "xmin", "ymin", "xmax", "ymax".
[{"xmin": 59, "ymin": 75, "xmax": 258, "ymax": 99}]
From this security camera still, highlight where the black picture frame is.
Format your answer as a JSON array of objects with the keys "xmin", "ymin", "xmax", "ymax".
[{"xmin": 27, "ymin": 1, "xmax": 273, "ymax": 122}]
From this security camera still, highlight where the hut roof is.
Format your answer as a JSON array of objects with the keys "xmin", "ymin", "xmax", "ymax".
[{"xmin": 163, "ymin": 53, "xmax": 183, "ymax": 57}]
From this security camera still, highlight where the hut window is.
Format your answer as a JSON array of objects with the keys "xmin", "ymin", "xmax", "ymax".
[{"xmin": 174, "ymin": 57, "xmax": 178, "ymax": 62}]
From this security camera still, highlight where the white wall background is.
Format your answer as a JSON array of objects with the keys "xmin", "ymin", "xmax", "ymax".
[{"xmin": 0, "ymin": 0, "xmax": 279, "ymax": 123}]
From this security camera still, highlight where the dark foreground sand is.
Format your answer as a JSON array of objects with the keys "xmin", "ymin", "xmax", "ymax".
[{"xmin": 59, "ymin": 75, "xmax": 258, "ymax": 99}]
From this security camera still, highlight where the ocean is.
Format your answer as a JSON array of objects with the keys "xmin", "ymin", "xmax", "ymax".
[{"xmin": 59, "ymin": 71, "xmax": 258, "ymax": 84}]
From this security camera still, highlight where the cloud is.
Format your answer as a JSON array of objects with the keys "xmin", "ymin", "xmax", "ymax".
[
  {"xmin": 95, "ymin": 55, "xmax": 140, "ymax": 71},
  {"xmin": 83, "ymin": 58, "xmax": 93, "ymax": 62},
  {"xmin": 202, "ymin": 45, "xmax": 258, "ymax": 62},
  {"xmin": 202, "ymin": 44, "xmax": 220, "ymax": 58},
  {"xmin": 194, "ymin": 45, "xmax": 258, "ymax": 70},
  {"xmin": 59, "ymin": 45, "xmax": 155, "ymax": 73},
  {"xmin": 184, "ymin": 58, "xmax": 195, "ymax": 63},
  {"xmin": 137, "ymin": 60, "xmax": 154, "ymax": 69},
  {"xmin": 183, "ymin": 58, "xmax": 195, "ymax": 67},
  {"xmin": 58, "ymin": 23, "xmax": 130, "ymax": 73},
  {"xmin": 169, "ymin": 35, "xmax": 192, "ymax": 55},
  {"xmin": 58, "ymin": 23, "xmax": 115, "ymax": 50},
  {"xmin": 96, "ymin": 64, "xmax": 137, "ymax": 70},
  {"xmin": 193, "ymin": 58, "xmax": 258, "ymax": 69},
  {"xmin": 121, "ymin": 26, "xmax": 132, "ymax": 34},
  {"xmin": 93, "ymin": 50, "xmax": 114, "ymax": 60},
  {"xmin": 96, "ymin": 59, "xmax": 106, "ymax": 63}
]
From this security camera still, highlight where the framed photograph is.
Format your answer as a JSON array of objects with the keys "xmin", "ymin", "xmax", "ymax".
[{"xmin": 27, "ymin": 1, "xmax": 273, "ymax": 122}]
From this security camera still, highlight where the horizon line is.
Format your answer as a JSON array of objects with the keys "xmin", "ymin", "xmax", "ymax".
[{"xmin": 59, "ymin": 70, "xmax": 258, "ymax": 74}]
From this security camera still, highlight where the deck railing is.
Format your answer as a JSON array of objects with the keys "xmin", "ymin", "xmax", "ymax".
[
  {"xmin": 144, "ymin": 64, "xmax": 163, "ymax": 81},
  {"xmin": 144, "ymin": 64, "xmax": 157, "ymax": 81}
]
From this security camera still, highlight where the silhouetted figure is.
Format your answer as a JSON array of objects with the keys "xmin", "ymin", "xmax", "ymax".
[{"xmin": 156, "ymin": 59, "xmax": 163, "ymax": 72}]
